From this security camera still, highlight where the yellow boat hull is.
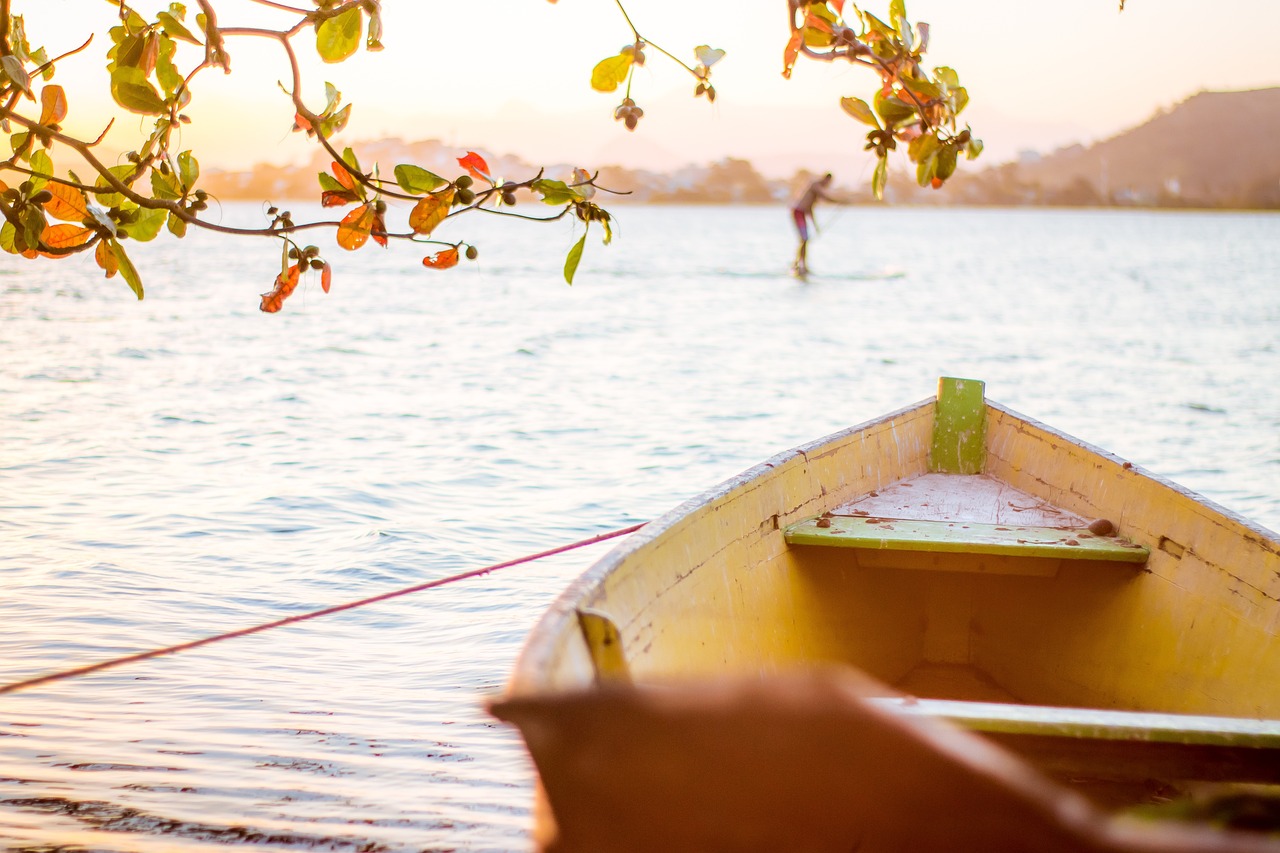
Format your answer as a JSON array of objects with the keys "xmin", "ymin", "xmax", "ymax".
[{"xmin": 496, "ymin": 381, "xmax": 1280, "ymax": 850}]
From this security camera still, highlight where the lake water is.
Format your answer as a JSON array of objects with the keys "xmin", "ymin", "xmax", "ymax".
[{"xmin": 1, "ymin": 204, "xmax": 1278, "ymax": 851}]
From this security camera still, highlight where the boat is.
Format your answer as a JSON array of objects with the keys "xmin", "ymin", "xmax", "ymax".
[{"xmin": 491, "ymin": 378, "xmax": 1280, "ymax": 852}]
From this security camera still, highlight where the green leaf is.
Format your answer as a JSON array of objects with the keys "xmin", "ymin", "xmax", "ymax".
[
  {"xmin": 128, "ymin": 206, "xmax": 168, "ymax": 242},
  {"xmin": 934, "ymin": 66, "xmax": 959, "ymax": 89},
  {"xmin": 20, "ymin": 205, "xmax": 45, "ymax": 252},
  {"xmin": 157, "ymin": 11, "xmax": 200, "ymax": 44},
  {"xmin": 150, "ymin": 167, "xmax": 183, "ymax": 200},
  {"xmin": 532, "ymin": 179, "xmax": 583, "ymax": 206},
  {"xmin": 951, "ymin": 86, "xmax": 970, "ymax": 115},
  {"xmin": 110, "ymin": 240, "xmax": 144, "ymax": 299},
  {"xmin": 590, "ymin": 54, "xmax": 632, "ymax": 93},
  {"xmin": 872, "ymin": 157, "xmax": 888, "ymax": 201},
  {"xmin": 908, "ymin": 132, "xmax": 940, "ymax": 163},
  {"xmin": 936, "ymin": 145, "xmax": 958, "ymax": 181},
  {"xmin": 840, "ymin": 97, "xmax": 879, "ymax": 128},
  {"xmin": 9, "ymin": 131, "xmax": 30, "ymax": 159},
  {"xmin": 177, "ymin": 150, "xmax": 199, "ymax": 188},
  {"xmin": 0, "ymin": 221, "xmax": 17, "ymax": 254},
  {"xmin": 315, "ymin": 6, "xmax": 362, "ymax": 64},
  {"xmin": 110, "ymin": 65, "xmax": 167, "ymax": 115},
  {"xmin": 966, "ymin": 135, "xmax": 984, "ymax": 160},
  {"xmin": 167, "ymin": 211, "xmax": 187, "ymax": 238},
  {"xmin": 394, "ymin": 164, "xmax": 446, "ymax": 194},
  {"xmin": 563, "ymin": 229, "xmax": 587, "ymax": 285},
  {"xmin": 94, "ymin": 164, "xmax": 137, "ymax": 209},
  {"xmin": 27, "ymin": 149, "xmax": 52, "ymax": 190},
  {"xmin": 874, "ymin": 89, "xmax": 916, "ymax": 127}
]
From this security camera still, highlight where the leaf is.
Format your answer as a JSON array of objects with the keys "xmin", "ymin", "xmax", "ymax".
[
  {"xmin": 965, "ymin": 135, "xmax": 984, "ymax": 160},
  {"xmin": 457, "ymin": 151, "xmax": 491, "ymax": 184},
  {"xmin": 39, "ymin": 84, "xmax": 66, "ymax": 125},
  {"xmin": 167, "ymin": 211, "xmax": 187, "ymax": 238},
  {"xmin": 694, "ymin": 45, "xmax": 725, "ymax": 68},
  {"xmin": 394, "ymin": 164, "xmax": 445, "ymax": 194},
  {"xmin": 110, "ymin": 65, "xmax": 167, "ymax": 115},
  {"xmin": 95, "ymin": 238, "xmax": 118, "ymax": 277},
  {"xmin": 840, "ymin": 96, "xmax": 879, "ymax": 128},
  {"xmin": 150, "ymin": 167, "xmax": 183, "ymax": 200},
  {"xmin": 94, "ymin": 165, "xmax": 137, "ymax": 209},
  {"xmin": 315, "ymin": 6, "xmax": 362, "ymax": 64},
  {"xmin": 782, "ymin": 30, "xmax": 803, "ymax": 79},
  {"xmin": 157, "ymin": 11, "xmax": 200, "ymax": 44},
  {"xmin": 409, "ymin": 189, "xmax": 453, "ymax": 235},
  {"xmin": 872, "ymin": 156, "xmax": 888, "ymax": 201},
  {"xmin": 336, "ymin": 203, "xmax": 375, "ymax": 250},
  {"xmin": 128, "ymin": 206, "xmax": 168, "ymax": 242},
  {"xmin": 110, "ymin": 240, "xmax": 144, "ymax": 299},
  {"xmin": 259, "ymin": 263, "xmax": 301, "ymax": 313},
  {"xmin": 321, "ymin": 189, "xmax": 360, "ymax": 207},
  {"xmin": 40, "ymin": 223, "xmax": 92, "ymax": 249},
  {"xmin": 563, "ymin": 229, "xmax": 587, "ymax": 285},
  {"xmin": 590, "ymin": 53, "xmax": 632, "ymax": 93},
  {"xmin": 370, "ymin": 209, "xmax": 388, "ymax": 248},
  {"xmin": 177, "ymin": 150, "xmax": 199, "ymax": 188},
  {"xmin": 320, "ymin": 262, "xmax": 332, "ymax": 293},
  {"xmin": 44, "ymin": 182, "xmax": 89, "ymax": 222},
  {"xmin": 27, "ymin": 149, "xmax": 52, "ymax": 190},
  {"xmin": 874, "ymin": 88, "xmax": 916, "ymax": 127},
  {"xmin": 330, "ymin": 158, "xmax": 359, "ymax": 192},
  {"xmin": 1, "ymin": 55, "xmax": 32, "ymax": 99},
  {"xmin": 422, "ymin": 247, "xmax": 459, "ymax": 270},
  {"xmin": 531, "ymin": 178, "xmax": 582, "ymax": 206}
]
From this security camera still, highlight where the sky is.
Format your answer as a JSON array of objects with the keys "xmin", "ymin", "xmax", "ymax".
[{"xmin": 17, "ymin": 0, "xmax": 1280, "ymax": 179}]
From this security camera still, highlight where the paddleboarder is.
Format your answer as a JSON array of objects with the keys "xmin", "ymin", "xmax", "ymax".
[{"xmin": 791, "ymin": 172, "xmax": 836, "ymax": 277}]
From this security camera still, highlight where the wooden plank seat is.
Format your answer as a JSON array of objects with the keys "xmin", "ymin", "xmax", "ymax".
[
  {"xmin": 785, "ymin": 515, "xmax": 1150, "ymax": 563},
  {"xmin": 871, "ymin": 696, "xmax": 1280, "ymax": 784}
]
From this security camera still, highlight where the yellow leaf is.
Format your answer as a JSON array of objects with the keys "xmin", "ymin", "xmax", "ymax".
[
  {"xmin": 409, "ymin": 189, "xmax": 454, "ymax": 236},
  {"xmin": 590, "ymin": 54, "xmax": 632, "ymax": 93}
]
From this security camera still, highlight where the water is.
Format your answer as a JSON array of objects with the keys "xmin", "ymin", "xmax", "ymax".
[{"xmin": 1, "ymin": 205, "xmax": 1277, "ymax": 851}]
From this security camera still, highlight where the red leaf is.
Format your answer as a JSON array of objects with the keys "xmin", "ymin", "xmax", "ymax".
[
  {"xmin": 320, "ymin": 262, "xmax": 332, "ymax": 293},
  {"xmin": 321, "ymin": 189, "xmax": 361, "ymax": 207},
  {"xmin": 422, "ymin": 247, "xmax": 459, "ymax": 270},
  {"xmin": 371, "ymin": 210, "xmax": 388, "ymax": 247},
  {"xmin": 260, "ymin": 263, "xmax": 302, "ymax": 313},
  {"xmin": 457, "ymin": 151, "xmax": 491, "ymax": 184}
]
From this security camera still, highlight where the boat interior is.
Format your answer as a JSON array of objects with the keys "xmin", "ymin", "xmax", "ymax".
[{"xmin": 521, "ymin": 379, "xmax": 1280, "ymax": 816}]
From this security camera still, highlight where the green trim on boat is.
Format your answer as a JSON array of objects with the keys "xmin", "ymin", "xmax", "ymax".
[
  {"xmin": 785, "ymin": 516, "xmax": 1150, "ymax": 563},
  {"xmin": 930, "ymin": 377, "xmax": 986, "ymax": 475}
]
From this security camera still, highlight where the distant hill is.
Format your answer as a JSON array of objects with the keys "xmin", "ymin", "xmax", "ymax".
[
  {"xmin": 201, "ymin": 88, "xmax": 1280, "ymax": 209},
  {"xmin": 947, "ymin": 88, "xmax": 1280, "ymax": 208}
]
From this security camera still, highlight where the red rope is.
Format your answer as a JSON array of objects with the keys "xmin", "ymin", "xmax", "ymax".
[{"xmin": 0, "ymin": 522, "xmax": 646, "ymax": 697}]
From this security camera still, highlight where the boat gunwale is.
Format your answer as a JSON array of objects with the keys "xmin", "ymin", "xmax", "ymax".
[{"xmin": 507, "ymin": 395, "xmax": 1280, "ymax": 694}]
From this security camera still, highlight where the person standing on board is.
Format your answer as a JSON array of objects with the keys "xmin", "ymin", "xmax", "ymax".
[{"xmin": 791, "ymin": 172, "xmax": 837, "ymax": 277}]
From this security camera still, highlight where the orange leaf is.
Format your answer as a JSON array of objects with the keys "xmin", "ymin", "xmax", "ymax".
[
  {"xmin": 39, "ymin": 85, "xmax": 67, "ymax": 126},
  {"xmin": 457, "ymin": 151, "xmax": 491, "ymax": 184},
  {"xmin": 41, "ymin": 223, "xmax": 92, "ymax": 250},
  {"xmin": 370, "ymin": 210, "xmax": 388, "ymax": 248},
  {"xmin": 95, "ymin": 239, "xmax": 118, "ymax": 278},
  {"xmin": 320, "ymin": 262, "xmax": 332, "ymax": 293},
  {"xmin": 782, "ymin": 30, "xmax": 803, "ymax": 79},
  {"xmin": 422, "ymin": 247, "xmax": 459, "ymax": 270},
  {"xmin": 331, "ymin": 159, "xmax": 358, "ymax": 192},
  {"xmin": 337, "ymin": 203, "xmax": 375, "ymax": 250},
  {"xmin": 44, "ymin": 182, "xmax": 90, "ymax": 222},
  {"xmin": 259, "ymin": 263, "xmax": 301, "ymax": 313},
  {"xmin": 409, "ymin": 189, "xmax": 454, "ymax": 235}
]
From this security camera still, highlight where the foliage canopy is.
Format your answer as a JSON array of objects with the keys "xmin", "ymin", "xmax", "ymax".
[{"xmin": 0, "ymin": 0, "xmax": 980, "ymax": 311}]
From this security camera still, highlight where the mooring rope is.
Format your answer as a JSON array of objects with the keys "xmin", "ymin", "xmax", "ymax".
[{"xmin": 0, "ymin": 522, "xmax": 646, "ymax": 697}]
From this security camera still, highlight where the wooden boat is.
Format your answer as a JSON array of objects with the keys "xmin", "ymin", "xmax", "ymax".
[{"xmin": 491, "ymin": 378, "xmax": 1280, "ymax": 852}]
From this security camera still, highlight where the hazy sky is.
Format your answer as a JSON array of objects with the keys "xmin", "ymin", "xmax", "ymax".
[{"xmin": 20, "ymin": 0, "xmax": 1280, "ymax": 178}]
